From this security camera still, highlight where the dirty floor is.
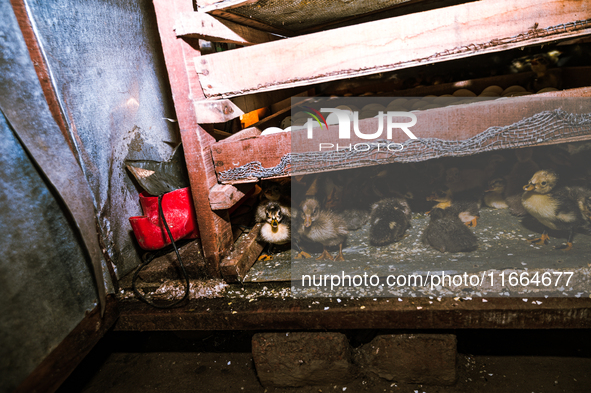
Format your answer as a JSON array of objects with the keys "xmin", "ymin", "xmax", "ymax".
[
  {"xmin": 247, "ymin": 208, "xmax": 591, "ymax": 298},
  {"xmin": 58, "ymin": 330, "xmax": 591, "ymax": 393}
]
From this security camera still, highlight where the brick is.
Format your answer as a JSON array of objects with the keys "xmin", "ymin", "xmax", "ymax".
[
  {"xmin": 252, "ymin": 332, "xmax": 356, "ymax": 387},
  {"xmin": 355, "ymin": 334, "xmax": 457, "ymax": 385}
]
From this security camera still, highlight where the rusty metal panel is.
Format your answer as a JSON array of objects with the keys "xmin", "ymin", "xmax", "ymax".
[{"xmin": 24, "ymin": 0, "xmax": 181, "ymax": 277}]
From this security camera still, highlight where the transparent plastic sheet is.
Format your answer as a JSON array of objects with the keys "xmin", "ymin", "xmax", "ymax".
[{"xmin": 278, "ymin": 96, "xmax": 591, "ymax": 298}]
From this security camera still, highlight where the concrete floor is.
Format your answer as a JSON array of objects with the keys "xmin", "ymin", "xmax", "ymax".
[{"xmin": 58, "ymin": 330, "xmax": 591, "ymax": 393}]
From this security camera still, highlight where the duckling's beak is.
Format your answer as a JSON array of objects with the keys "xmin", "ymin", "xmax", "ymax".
[
  {"xmin": 304, "ymin": 217, "xmax": 312, "ymax": 228},
  {"xmin": 271, "ymin": 218, "xmax": 278, "ymax": 228},
  {"xmin": 523, "ymin": 183, "xmax": 535, "ymax": 191}
]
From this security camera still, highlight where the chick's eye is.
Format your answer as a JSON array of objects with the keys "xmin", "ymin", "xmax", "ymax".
[{"xmin": 541, "ymin": 181, "xmax": 547, "ymax": 186}]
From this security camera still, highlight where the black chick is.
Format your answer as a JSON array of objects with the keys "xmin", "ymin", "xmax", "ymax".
[
  {"xmin": 421, "ymin": 208, "xmax": 478, "ymax": 253},
  {"xmin": 297, "ymin": 197, "xmax": 348, "ymax": 261},
  {"xmin": 369, "ymin": 197, "xmax": 412, "ymax": 246}
]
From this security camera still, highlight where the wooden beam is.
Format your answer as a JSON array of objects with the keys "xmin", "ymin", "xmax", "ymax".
[
  {"xmin": 209, "ymin": 183, "xmax": 254, "ymax": 210},
  {"xmin": 213, "ymin": 131, "xmax": 291, "ymax": 183},
  {"xmin": 175, "ymin": 11, "xmax": 281, "ymax": 45},
  {"xmin": 195, "ymin": 0, "xmax": 591, "ymax": 98},
  {"xmin": 219, "ymin": 223, "xmax": 264, "ymax": 283},
  {"xmin": 217, "ymin": 126, "xmax": 261, "ymax": 143},
  {"xmin": 197, "ymin": 0, "xmax": 258, "ymax": 13},
  {"xmin": 211, "ymin": 87, "xmax": 591, "ymax": 183},
  {"xmin": 115, "ymin": 296, "xmax": 591, "ymax": 331},
  {"xmin": 194, "ymin": 99, "xmax": 244, "ymax": 123},
  {"xmin": 154, "ymin": 0, "xmax": 234, "ymax": 278},
  {"xmin": 14, "ymin": 297, "xmax": 118, "ymax": 393}
]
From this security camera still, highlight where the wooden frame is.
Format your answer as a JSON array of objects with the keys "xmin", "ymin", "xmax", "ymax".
[
  {"xmin": 153, "ymin": 0, "xmax": 234, "ymax": 278},
  {"xmin": 195, "ymin": 0, "xmax": 591, "ymax": 99},
  {"xmin": 154, "ymin": 0, "xmax": 591, "ymax": 283}
]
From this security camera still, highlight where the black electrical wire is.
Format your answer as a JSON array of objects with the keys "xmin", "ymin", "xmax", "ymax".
[{"xmin": 132, "ymin": 194, "xmax": 190, "ymax": 308}]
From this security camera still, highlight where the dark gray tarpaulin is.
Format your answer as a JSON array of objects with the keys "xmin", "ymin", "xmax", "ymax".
[
  {"xmin": 24, "ymin": 0, "xmax": 181, "ymax": 278},
  {"xmin": 0, "ymin": 0, "xmax": 182, "ymax": 389}
]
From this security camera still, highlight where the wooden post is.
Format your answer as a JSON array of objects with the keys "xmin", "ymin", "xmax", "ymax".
[{"xmin": 153, "ymin": 0, "xmax": 233, "ymax": 278}]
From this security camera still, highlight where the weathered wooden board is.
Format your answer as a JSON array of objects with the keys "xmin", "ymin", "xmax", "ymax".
[
  {"xmin": 212, "ymin": 130, "xmax": 291, "ymax": 183},
  {"xmin": 194, "ymin": 99, "xmax": 244, "ymax": 123},
  {"xmin": 175, "ymin": 11, "xmax": 281, "ymax": 45},
  {"xmin": 209, "ymin": 184, "xmax": 243, "ymax": 210},
  {"xmin": 154, "ymin": 0, "xmax": 234, "ymax": 277},
  {"xmin": 195, "ymin": 0, "xmax": 591, "ymax": 98},
  {"xmin": 210, "ymin": 87, "xmax": 591, "ymax": 183},
  {"xmin": 209, "ymin": 183, "xmax": 254, "ymax": 210},
  {"xmin": 115, "ymin": 295, "xmax": 591, "ymax": 331},
  {"xmin": 218, "ymin": 126, "xmax": 262, "ymax": 143},
  {"xmin": 220, "ymin": 223, "xmax": 265, "ymax": 282}
]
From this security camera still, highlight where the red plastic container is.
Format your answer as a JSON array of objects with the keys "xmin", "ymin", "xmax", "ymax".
[{"xmin": 129, "ymin": 187, "xmax": 200, "ymax": 250}]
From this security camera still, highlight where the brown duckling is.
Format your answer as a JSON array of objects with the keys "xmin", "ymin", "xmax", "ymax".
[
  {"xmin": 369, "ymin": 197, "xmax": 412, "ymax": 246},
  {"xmin": 298, "ymin": 197, "xmax": 348, "ymax": 261},
  {"xmin": 580, "ymin": 194, "xmax": 591, "ymax": 223},
  {"xmin": 565, "ymin": 186, "xmax": 591, "ymax": 227},
  {"xmin": 505, "ymin": 148, "xmax": 539, "ymax": 216},
  {"xmin": 483, "ymin": 178, "xmax": 509, "ymax": 209},
  {"xmin": 421, "ymin": 208, "xmax": 478, "ymax": 253},
  {"xmin": 339, "ymin": 209, "xmax": 370, "ymax": 231},
  {"xmin": 522, "ymin": 170, "xmax": 590, "ymax": 250}
]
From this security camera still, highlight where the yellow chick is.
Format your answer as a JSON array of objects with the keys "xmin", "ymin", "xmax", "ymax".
[{"xmin": 522, "ymin": 170, "xmax": 589, "ymax": 250}]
